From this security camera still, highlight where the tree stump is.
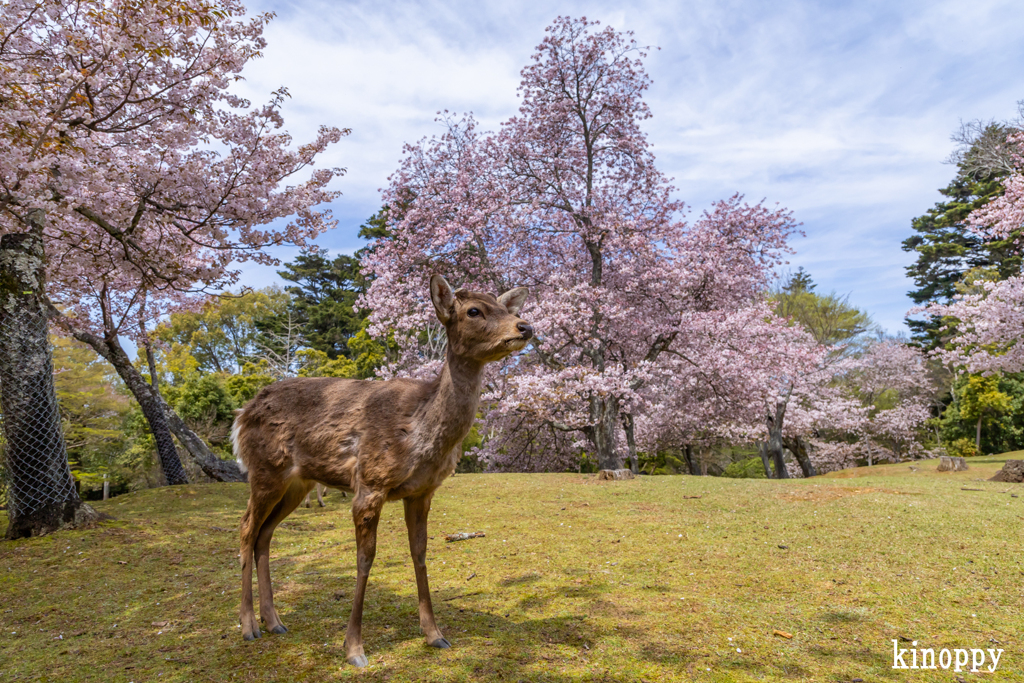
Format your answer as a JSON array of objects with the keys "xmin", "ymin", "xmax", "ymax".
[
  {"xmin": 989, "ymin": 460, "xmax": 1024, "ymax": 483},
  {"xmin": 937, "ymin": 456, "xmax": 968, "ymax": 472},
  {"xmin": 598, "ymin": 469, "xmax": 635, "ymax": 480}
]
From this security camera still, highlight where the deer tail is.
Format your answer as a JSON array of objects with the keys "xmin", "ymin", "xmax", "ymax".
[{"xmin": 231, "ymin": 408, "xmax": 248, "ymax": 475}]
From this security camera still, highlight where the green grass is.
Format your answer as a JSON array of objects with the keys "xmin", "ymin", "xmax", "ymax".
[{"xmin": 1, "ymin": 455, "xmax": 1022, "ymax": 682}]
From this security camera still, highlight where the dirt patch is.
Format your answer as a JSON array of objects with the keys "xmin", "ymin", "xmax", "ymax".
[{"xmin": 779, "ymin": 487, "xmax": 911, "ymax": 502}]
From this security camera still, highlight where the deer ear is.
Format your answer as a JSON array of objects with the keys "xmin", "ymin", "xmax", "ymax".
[
  {"xmin": 498, "ymin": 287, "xmax": 528, "ymax": 315},
  {"xmin": 430, "ymin": 274, "xmax": 456, "ymax": 324}
]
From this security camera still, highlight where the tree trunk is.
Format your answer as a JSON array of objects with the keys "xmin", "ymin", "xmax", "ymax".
[
  {"xmin": 67, "ymin": 326, "xmax": 189, "ymax": 486},
  {"xmin": 0, "ymin": 226, "xmax": 99, "ymax": 538},
  {"xmin": 140, "ymin": 317, "xmax": 160, "ymax": 392},
  {"xmin": 757, "ymin": 441, "xmax": 772, "ymax": 478},
  {"xmin": 784, "ymin": 435, "xmax": 816, "ymax": 478},
  {"xmin": 976, "ymin": 416, "xmax": 982, "ymax": 452},
  {"xmin": 622, "ymin": 412, "xmax": 639, "ymax": 475},
  {"xmin": 163, "ymin": 406, "xmax": 246, "ymax": 482},
  {"xmin": 682, "ymin": 444, "xmax": 698, "ymax": 475},
  {"xmin": 584, "ymin": 394, "xmax": 622, "ymax": 471},
  {"xmin": 766, "ymin": 400, "xmax": 790, "ymax": 479},
  {"xmin": 765, "ymin": 423, "xmax": 786, "ymax": 479}
]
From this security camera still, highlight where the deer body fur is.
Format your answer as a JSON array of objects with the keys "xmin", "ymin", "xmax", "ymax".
[{"xmin": 233, "ymin": 275, "xmax": 531, "ymax": 667}]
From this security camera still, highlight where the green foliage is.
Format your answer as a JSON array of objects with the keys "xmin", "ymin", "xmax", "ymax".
[
  {"xmin": 958, "ymin": 374, "xmax": 1013, "ymax": 425},
  {"xmin": 296, "ymin": 348, "xmax": 359, "ymax": 378},
  {"xmin": 51, "ymin": 337, "xmax": 135, "ymax": 491},
  {"xmin": 223, "ymin": 362, "xmax": 276, "ymax": 405},
  {"xmin": 638, "ymin": 448, "xmax": 688, "ymax": 475},
  {"xmin": 156, "ymin": 289, "xmax": 292, "ymax": 375},
  {"xmin": 278, "ymin": 251, "xmax": 364, "ymax": 360},
  {"xmin": 722, "ymin": 457, "xmax": 768, "ymax": 478},
  {"xmin": 940, "ymin": 373, "xmax": 1024, "ymax": 454},
  {"xmin": 347, "ymin": 322, "xmax": 392, "ymax": 379},
  {"xmin": 162, "ymin": 374, "xmax": 237, "ymax": 424},
  {"xmin": 771, "ymin": 269, "xmax": 876, "ymax": 353},
  {"xmin": 944, "ymin": 437, "xmax": 978, "ymax": 459},
  {"xmin": 275, "ymin": 208, "xmax": 391, "ymax": 363}
]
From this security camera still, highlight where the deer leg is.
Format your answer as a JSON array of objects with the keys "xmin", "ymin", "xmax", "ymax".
[
  {"xmin": 404, "ymin": 493, "xmax": 449, "ymax": 649},
  {"xmin": 239, "ymin": 483, "xmax": 287, "ymax": 641},
  {"xmin": 254, "ymin": 479, "xmax": 309, "ymax": 635},
  {"xmin": 316, "ymin": 483, "xmax": 326, "ymax": 507},
  {"xmin": 302, "ymin": 491, "xmax": 311, "ymax": 508},
  {"xmin": 344, "ymin": 488, "xmax": 385, "ymax": 668}
]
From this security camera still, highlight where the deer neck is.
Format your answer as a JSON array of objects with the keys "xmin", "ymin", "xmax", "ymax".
[{"xmin": 420, "ymin": 352, "xmax": 483, "ymax": 456}]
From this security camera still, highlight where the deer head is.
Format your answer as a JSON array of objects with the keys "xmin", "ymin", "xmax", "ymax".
[{"xmin": 430, "ymin": 274, "xmax": 533, "ymax": 363}]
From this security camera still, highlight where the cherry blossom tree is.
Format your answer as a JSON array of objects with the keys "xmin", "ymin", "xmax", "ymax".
[
  {"xmin": 843, "ymin": 339, "xmax": 934, "ymax": 464},
  {"xmin": 363, "ymin": 18, "xmax": 797, "ymax": 471},
  {"xmin": 0, "ymin": 0, "xmax": 344, "ymax": 500}
]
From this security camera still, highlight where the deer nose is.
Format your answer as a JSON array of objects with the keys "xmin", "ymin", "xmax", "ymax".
[{"xmin": 517, "ymin": 322, "xmax": 534, "ymax": 339}]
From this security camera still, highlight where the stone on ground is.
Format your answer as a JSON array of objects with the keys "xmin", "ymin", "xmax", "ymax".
[
  {"xmin": 989, "ymin": 460, "xmax": 1024, "ymax": 483},
  {"xmin": 598, "ymin": 469, "xmax": 635, "ymax": 480}
]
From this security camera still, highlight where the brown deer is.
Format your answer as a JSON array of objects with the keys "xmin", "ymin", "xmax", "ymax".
[
  {"xmin": 232, "ymin": 274, "xmax": 531, "ymax": 667},
  {"xmin": 302, "ymin": 482, "xmax": 338, "ymax": 508}
]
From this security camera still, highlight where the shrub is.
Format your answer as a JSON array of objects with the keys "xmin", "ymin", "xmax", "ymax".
[
  {"xmin": 944, "ymin": 437, "xmax": 978, "ymax": 459},
  {"xmin": 722, "ymin": 457, "xmax": 768, "ymax": 479}
]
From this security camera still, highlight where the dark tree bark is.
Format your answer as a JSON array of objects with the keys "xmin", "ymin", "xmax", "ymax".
[
  {"xmin": 66, "ymin": 318, "xmax": 189, "ymax": 486},
  {"xmin": 584, "ymin": 394, "xmax": 623, "ymax": 471},
  {"xmin": 163, "ymin": 407, "xmax": 246, "ymax": 482},
  {"xmin": 682, "ymin": 444, "xmax": 699, "ymax": 476},
  {"xmin": 139, "ymin": 315, "xmax": 160, "ymax": 392},
  {"xmin": 765, "ymin": 393, "xmax": 791, "ymax": 479},
  {"xmin": 784, "ymin": 435, "xmax": 817, "ymax": 478},
  {"xmin": 0, "ymin": 223, "xmax": 99, "ymax": 538},
  {"xmin": 622, "ymin": 412, "xmax": 639, "ymax": 475},
  {"xmin": 757, "ymin": 441, "xmax": 772, "ymax": 478}
]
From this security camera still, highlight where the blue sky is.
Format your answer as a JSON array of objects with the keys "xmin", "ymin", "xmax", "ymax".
[{"xmin": 232, "ymin": 0, "xmax": 1024, "ymax": 335}]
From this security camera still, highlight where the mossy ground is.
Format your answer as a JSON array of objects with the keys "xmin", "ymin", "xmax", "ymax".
[{"xmin": 1, "ymin": 455, "xmax": 1022, "ymax": 682}]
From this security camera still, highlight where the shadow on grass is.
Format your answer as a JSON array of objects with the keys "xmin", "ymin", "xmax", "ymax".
[{"xmin": 499, "ymin": 571, "xmax": 543, "ymax": 587}]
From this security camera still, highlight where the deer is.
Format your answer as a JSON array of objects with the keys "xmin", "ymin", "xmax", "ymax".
[
  {"xmin": 302, "ymin": 482, "xmax": 340, "ymax": 508},
  {"xmin": 232, "ymin": 274, "xmax": 532, "ymax": 667}
]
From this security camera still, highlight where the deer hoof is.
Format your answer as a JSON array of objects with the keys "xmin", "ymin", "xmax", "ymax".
[
  {"xmin": 347, "ymin": 654, "xmax": 369, "ymax": 668},
  {"xmin": 270, "ymin": 624, "xmax": 288, "ymax": 634},
  {"xmin": 243, "ymin": 630, "xmax": 261, "ymax": 641},
  {"xmin": 428, "ymin": 636, "xmax": 451, "ymax": 649}
]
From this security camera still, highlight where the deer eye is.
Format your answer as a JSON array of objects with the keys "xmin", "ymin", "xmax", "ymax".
[{"xmin": 467, "ymin": 307, "xmax": 481, "ymax": 317}]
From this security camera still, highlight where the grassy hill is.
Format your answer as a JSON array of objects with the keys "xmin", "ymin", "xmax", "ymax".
[{"xmin": 1, "ymin": 456, "xmax": 1021, "ymax": 682}]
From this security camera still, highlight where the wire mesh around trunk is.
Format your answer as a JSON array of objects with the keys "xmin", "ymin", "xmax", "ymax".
[{"xmin": 0, "ymin": 309, "xmax": 79, "ymax": 519}]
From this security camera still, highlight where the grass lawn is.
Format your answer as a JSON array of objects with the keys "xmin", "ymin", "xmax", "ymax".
[{"xmin": 1, "ymin": 455, "xmax": 1022, "ymax": 682}]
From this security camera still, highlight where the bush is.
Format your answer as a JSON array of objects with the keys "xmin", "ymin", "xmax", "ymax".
[
  {"xmin": 638, "ymin": 448, "xmax": 687, "ymax": 475},
  {"xmin": 722, "ymin": 457, "xmax": 767, "ymax": 479},
  {"xmin": 165, "ymin": 374, "xmax": 236, "ymax": 424},
  {"xmin": 944, "ymin": 437, "xmax": 978, "ymax": 459},
  {"xmin": 224, "ymin": 362, "xmax": 276, "ymax": 405}
]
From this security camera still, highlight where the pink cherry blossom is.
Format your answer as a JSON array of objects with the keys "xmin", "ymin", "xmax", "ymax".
[{"xmin": 362, "ymin": 18, "xmax": 799, "ymax": 471}]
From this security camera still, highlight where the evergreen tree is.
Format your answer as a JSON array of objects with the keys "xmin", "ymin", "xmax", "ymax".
[
  {"xmin": 903, "ymin": 124, "xmax": 1021, "ymax": 348},
  {"xmin": 772, "ymin": 269, "xmax": 876, "ymax": 353},
  {"xmin": 276, "ymin": 209, "xmax": 389, "ymax": 359}
]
